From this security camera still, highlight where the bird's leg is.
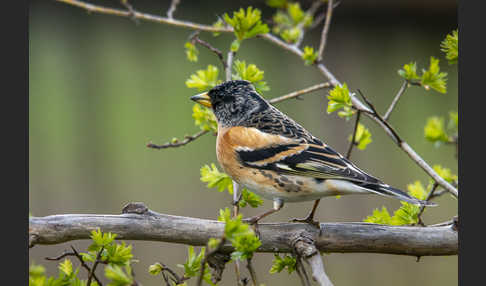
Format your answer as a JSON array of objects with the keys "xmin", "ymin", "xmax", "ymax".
[
  {"xmin": 291, "ymin": 199, "xmax": 321, "ymax": 228},
  {"xmin": 243, "ymin": 199, "xmax": 284, "ymax": 225}
]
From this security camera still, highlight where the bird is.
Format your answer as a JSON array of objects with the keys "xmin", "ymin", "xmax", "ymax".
[{"xmin": 190, "ymin": 80, "xmax": 435, "ymax": 226}]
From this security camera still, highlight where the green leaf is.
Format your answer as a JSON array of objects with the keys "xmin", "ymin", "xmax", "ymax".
[
  {"xmin": 177, "ymin": 246, "xmax": 214, "ymax": 285},
  {"xmin": 184, "ymin": 42, "xmax": 199, "ymax": 62},
  {"xmin": 185, "ymin": 65, "xmax": 222, "ymax": 92},
  {"xmin": 420, "ymin": 57, "xmax": 447, "ymax": 93},
  {"xmin": 407, "ymin": 181, "xmax": 427, "ymax": 201},
  {"xmin": 105, "ymin": 265, "xmax": 133, "ymax": 286},
  {"xmin": 424, "ymin": 116, "xmax": 449, "ymax": 143},
  {"xmin": 390, "ymin": 202, "xmax": 420, "ymax": 225},
  {"xmin": 224, "ymin": 7, "xmax": 269, "ymax": 41},
  {"xmin": 148, "ymin": 263, "xmax": 164, "ymax": 276},
  {"xmin": 280, "ymin": 27, "xmax": 301, "ymax": 43},
  {"xmin": 287, "ymin": 2, "xmax": 305, "ymax": 24},
  {"xmin": 218, "ymin": 208, "xmax": 262, "ymax": 260},
  {"xmin": 398, "ymin": 62, "xmax": 419, "ymax": 81},
  {"xmin": 232, "ymin": 59, "xmax": 270, "ymax": 93},
  {"xmin": 440, "ymin": 29, "xmax": 458, "ymax": 65},
  {"xmin": 327, "ymin": 83, "xmax": 355, "ymax": 119},
  {"xmin": 433, "ymin": 165, "xmax": 457, "ymax": 184},
  {"xmin": 302, "ymin": 46, "xmax": 318, "ymax": 65},
  {"xmin": 58, "ymin": 259, "xmax": 73, "ymax": 277},
  {"xmin": 363, "ymin": 207, "xmax": 392, "ymax": 225},
  {"xmin": 269, "ymin": 254, "xmax": 296, "ymax": 274},
  {"xmin": 105, "ymin": 242, "xmax": 133, "ymax": 266},
  {"xmin": 239, "ymin": 189, "xmax": 264, "ymax": 208},
  {"xmin": 192, "ymin": 104, "xmax": 218, "ymax": 133},
  {"xmin": 200, "ymin": 163, "xmax": 234, "ymax": 194},
  {"xmin": 212, "ymin": 18, "xmax": 225, "ymax": 37},
  {"xmin": 348, "ymin": 123, "xmax": 372, "ymax": 150}
]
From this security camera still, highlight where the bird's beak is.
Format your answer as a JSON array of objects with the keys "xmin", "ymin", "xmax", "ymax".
[{"xmin": 190, "ymin": 92, "xmax": 212, "ymax": 108}]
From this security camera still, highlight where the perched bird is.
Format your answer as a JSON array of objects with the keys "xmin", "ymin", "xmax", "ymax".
[{"xmin": 191, "ymin": 80, "xmax": 435, "ymax": 226}]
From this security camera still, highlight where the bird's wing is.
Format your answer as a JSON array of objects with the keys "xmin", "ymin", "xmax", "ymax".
[{"xmin": 228, "ymin": 127, "xmax": 382, "ymax": 185}]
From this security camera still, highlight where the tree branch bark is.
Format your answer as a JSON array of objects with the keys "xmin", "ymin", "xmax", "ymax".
[{"xmin": 29, "ymin": 203, "xmax": 458, "ymax": 257}]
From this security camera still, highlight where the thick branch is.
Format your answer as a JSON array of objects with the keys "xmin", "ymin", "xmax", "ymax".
[{"xmin": 29, "ymin": 203, "xmax": 458, "ymax": 256}]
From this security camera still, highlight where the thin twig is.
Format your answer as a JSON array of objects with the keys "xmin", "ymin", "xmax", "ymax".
[
  {"xmin": 246, "ymin": 258, "xmax": 259, "ymax": 286},
  {"xmin": 196, "ymin": 238, "xmax": 226, "ymax": 286},
  {"xmin": 189, "ymin": 31, "xmax": 227, "ymax": 72},
  {"xmin": 120, "ymin": 0, "xmax": 139, "ymax": 24},
  {"xmin": 166, "ymin": 0, "xmax": 180, "ymax": 19},
  {"xmin": 231, "ymin": 181, "xmax": 243, "ymax": 285},
  {"xmin": 310, "ymin": 1, "xmax": 341, "ymax": 29},
  {"xmin": 269, "ymin": 82, "xmax": 331, "ymax": 104},
  {"xmin": 294, "ymin": 1, "xmax": 324, "ymax": 47},
  {"xmin": 346, "ymin": 111, "xmax": 361, "ymax": 159},
  {"xmin": 417, "ymin": 183, "xmax": 439, "ymax": 226},
  {"xmin": 317, "ymin": 0, "xmax": 334, "ymax": 62},
  {"xmin": 45, "ymin": 247, "xmax": 103, "ymax": 285},
  {"xmin": 226, "ymin": 51, "xmax": 234, "ymax": 81},
  {"xmin": 87, "ymin": 246, "xmax": 104, "ymax": 286},
  {"xmin": 295, "ymin": 256, "xmax": 311, "ymax": 286},
  {"xmin": 383, "ymin": 80, "xmax": 408, "ymax": 121},
  {"xmin": 147, "ymin": 130, "xmax": 209, "ymax": 150}
]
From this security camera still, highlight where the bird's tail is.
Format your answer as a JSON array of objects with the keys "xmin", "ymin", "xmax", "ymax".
[{"xmin": 363, "ymin": 183, "xmax": 437, "ymax": 207}]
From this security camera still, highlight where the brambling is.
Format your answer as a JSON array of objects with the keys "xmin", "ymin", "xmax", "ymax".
[{"xmin": 191, "ymin": 80, "xmax": 435, "ymax": 226}]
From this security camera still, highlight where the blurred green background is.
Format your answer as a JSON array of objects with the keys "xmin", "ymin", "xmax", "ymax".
[{"xmin": 29, "ymin": 0, "xmax": 458, "ymax": 285}]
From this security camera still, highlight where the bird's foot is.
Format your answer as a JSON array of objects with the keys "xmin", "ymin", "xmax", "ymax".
[{"xmin": 290, "ymin": 216, "xmax": 321, "ymax": 229}]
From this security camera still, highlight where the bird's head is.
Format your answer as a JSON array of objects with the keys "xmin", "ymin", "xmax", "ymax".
[{"xmin": 190, "ymin": 80, "xmax": 269, "ymax": 127}]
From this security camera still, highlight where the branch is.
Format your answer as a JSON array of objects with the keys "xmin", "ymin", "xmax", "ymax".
[
  {"xmin": 166, "ymin": 0, "xmax": 180, "ymax": 19},
  {"xmin": 383, "ymin": 80, "xmax": 408, "ymax": 121},
  {"xmin": 317, "ymin": 0, "xmax": 334, "ymax": 62},
  {"xmin": 146, "ymin": 130, "xmax": 209, "ymax": 150},
  {"xmin": 269, "ymin": 82, "xmax": 331, "ymax": 104},
  {"xmin": 54, "ymin": 0, "xmax": 459, "ymax": 199},
  {"xmin": 292, "ymin": 231, "xmax": 334, "ymax": 286},
  {"xmin": 345, "ymin": 111, "xmax": 361, "ymax": 159},
  {"xmin": 189, "ymin": 31, "xmax": 227, "ymax": 73},
  {"xmin": 29, "ymin": 203, "xmax": 458, "ymax": 256}
]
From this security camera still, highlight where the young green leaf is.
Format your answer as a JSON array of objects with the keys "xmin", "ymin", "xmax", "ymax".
[
  {"xmin": 192, "ymin": 104, "xmax": 218, "ymax": 133},
  {"xmin": 440, "ymin": 29, "xmax": 458, "ymax": 65},
  {"xmin": 398, "ymin": 62, "xmax": 419, "ymax": 81},
  {"xmin": 212, "ymin": 18, "xmax": 225, "ymax": 37},
  {"xmin": 420, "ymin": 57, "xmax": 447, "ymax": 93},
  {"xmin": 105, "ymin": 242, "xmax": 133, "ymax": 266},
  {"xmin": 302, "ymin": 46, "xmax": 318, "ymax": 65},
  {"xmin": 148, "ymin": 263, "xmax": 164, "ymax": 276},
  {"xmin": 218, "ymin": 208, "xmax": 262, "ymax": 260},
  {"xmin": 280, "ymin": 27, "xmax": 301, "ymax": 43},
  {"xmin": 184, "ymin": 42, "xmax": 199, "ymax": 62},
  {"xmin": 185, "ymin": 65, "xmax": 222, "ymax": 92},
  {"xmin": 224, "ymin": 7, "xmax": 269, "ymax": 49},
  {"xmin": 448, "ymin": 111, "xmax": 458, "ymax": 131},
  {"xmin": 327, "ymin": 83, "xmax": 355, "ymax": 119},
  {"xmin": 363, "ymin": 207, "xmax": 393, "ymax": 225},
  {"xmin": 424, "ymin": 116, "xmax": 449, "ymax": 143},
  {"xmin": 239, "ymin": 189, "xmax": 264, "ymax": 208},
  {"xmin": 433, "ymin": 165, "xmax": 458, "ymax": 184},
  {"xmin": 200, "ymin": 163, "xmax": 234, "ymax": 194},
  {"xmin": 407, "ymin": 181, "xmax": 427, "ymax": 201},
  {"xmin": 232, "ymin": 59, "xmax": 270, "ymax": 93},
  {"xmin": 58, "ymin": 259, "xmax": 73, "ymax": 277},
  {"xmin": 105, "ymin": 265, "xmax": 133, "ymax": 286},
  {"xmin": 348, "ymin": 123, "xmax": 372, "ymax": 150},
  {"xmin": 269, "ymin": 254, "xmax": 297, "ymax": 274}
]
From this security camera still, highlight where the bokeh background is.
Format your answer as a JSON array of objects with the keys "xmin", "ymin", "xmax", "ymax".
[{"xmin": 29, "ymin": 0, "xmax": 458, "ymax": 285}]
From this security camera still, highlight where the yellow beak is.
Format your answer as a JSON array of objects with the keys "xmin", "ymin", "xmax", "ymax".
[{"xmin": 190, "ymin": 92, "xmax": 212, "ymax": 108}]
